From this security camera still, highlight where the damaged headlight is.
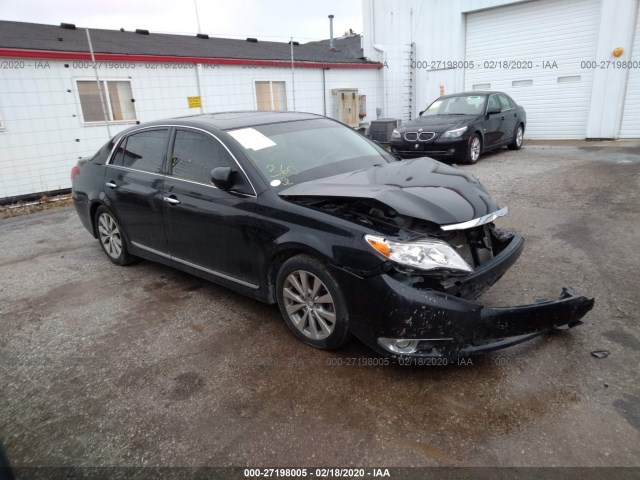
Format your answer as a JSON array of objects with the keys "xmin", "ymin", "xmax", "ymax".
[{"xmin": 365, "ymin": 235, "xmax": 473, "ymax": 273}]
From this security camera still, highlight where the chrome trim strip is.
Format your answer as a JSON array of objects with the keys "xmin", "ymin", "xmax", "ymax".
[
  {"xmin": 131, "ymin": 241, "xmax": 259, "ymax": 289},
  {"xmin": 106, "ymin": 164, "xmax": 165, "ymax": 177},
  {"xmin": 403, "ymin": 131, "xmax": 436, "ymax": 142},
  {"xmin": 418, "ymin": 132, "xmax": 435, "ymax": 141},
  {"xmin": 404, "ymin": 132, "xmax": 418, "ymax": 141},
  {"xmin": 440, "ymin": 206, "xmax": 509, "ymax": 231}
]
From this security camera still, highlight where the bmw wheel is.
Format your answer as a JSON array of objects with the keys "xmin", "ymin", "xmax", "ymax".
[
  {"xmin": 508, "ymin": 124, "xmax": 524, "ymax": 150},
  {"xmin": 276, "ymin": 255, "xmax": 350, "ymax": 350},
  {"xmin": 465, "ymin": 134, "xmax": 482, "ymax": 164}
]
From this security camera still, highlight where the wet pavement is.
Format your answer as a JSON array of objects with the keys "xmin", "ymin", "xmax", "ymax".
[{"xmin": 0, "ymin": 141, "xmax": 639, "ymax": 468}]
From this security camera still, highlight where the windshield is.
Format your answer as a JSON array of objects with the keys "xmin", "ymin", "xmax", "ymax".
[
  {"xmin": 228, "ymin": 118, "xmax": 394, "ymax": 189},
  {"xmin": 421, "ymin": 95, "xmax": 487, "ymax": 116}
]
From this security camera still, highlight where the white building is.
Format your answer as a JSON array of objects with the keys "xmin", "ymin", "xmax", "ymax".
[
  {"xmin": 0, "ymin": 21, "xmax": 382, "ymax": 200},
  {"xmin": 362, "ymin": 0, "xmax": 640, "ymax": 139}
]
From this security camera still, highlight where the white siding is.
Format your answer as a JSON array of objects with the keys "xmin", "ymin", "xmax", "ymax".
[
  {"xmin": 464, "ymin": 0, "xmax": 600, "ymax": 139},
  {"xmin": 620, "ymin": 8, "xmax": 640, "ymax": 137},
  {"xmin": 0, "ymin": 60, "xmax": 381, "ymax": 199}
]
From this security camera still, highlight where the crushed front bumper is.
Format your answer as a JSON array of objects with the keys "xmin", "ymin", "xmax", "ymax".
[{"xmin": 333, "ymin": 233, "xmax": 595, "ymax": 359}]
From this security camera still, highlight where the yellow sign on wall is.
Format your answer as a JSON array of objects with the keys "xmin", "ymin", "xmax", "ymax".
[{"xmin": 188, "ymin": 96, "xmax": 202, "ymax": 108}]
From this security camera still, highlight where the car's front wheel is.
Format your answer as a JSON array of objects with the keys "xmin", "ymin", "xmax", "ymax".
[
  {"xmin": 508, "ymin": 124, "xmax": 524, "ymax": 150},
  {"xmin": 95, "ymin": 206, "xmax": 133, "ymax": 266},
  {"xmin": 276, "ymin": 255, "xmax": 350, "ymax": 350},
  {"xmin": 465, "ymin": 134, "xmax": 482, "ymax": 164}
]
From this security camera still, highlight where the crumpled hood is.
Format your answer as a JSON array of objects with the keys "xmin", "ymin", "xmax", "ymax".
[
  {"xmin": 278, "ymin": 158, "xmax": 500, "ymax": 226},
  {"xmin": 400, "ymin": 115, "xmax": 479, "ymax": 132}
]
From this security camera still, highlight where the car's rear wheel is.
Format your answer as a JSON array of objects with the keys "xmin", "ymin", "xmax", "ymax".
[
  {"xmin": 508, "ymin": 124, "xmax": 524, "ymax": 150},
  {"xmin": 276, "ymin": 255, "xmax": 350, "ymax": 350},
  {"xmin": 465, "ymin": 134, "xmax": 482, "ymax": 164},
  {"xmin": 95, "ymin": 206, "xmax": 133, "ymax": 266}
]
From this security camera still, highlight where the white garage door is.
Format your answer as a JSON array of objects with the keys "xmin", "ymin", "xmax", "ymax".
[
  {"xmin": 620, "ymin": 9, "xmax": 640, "ymax": 138},
  {"xmin": 465, "ymin": 0, "xmax": 600, "ymax": 139}
]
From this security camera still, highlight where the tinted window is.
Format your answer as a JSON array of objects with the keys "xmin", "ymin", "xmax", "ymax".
[
  {"xmin": 498, "ymin": 94, "xmax": 514, "ymax": 110},
  {"xmin": 90, "ymin": 140, "xmax": 115, "ymax": 164},
  {"xmin": 487, "ymin": 95, "xmax": 501, "ymax": 112},
  {"xmin": 170, "ymin": 130, "xmax": 234, "ymax": 183},
  {"xmin": 114, "ymin": 129, "xmax": 168, "ymax": 173}
]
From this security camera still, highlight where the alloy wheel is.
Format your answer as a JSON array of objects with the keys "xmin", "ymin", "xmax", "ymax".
[
  {"xmin": 282, "ymin": 270, "xmax": 336, "ymax": 340},
  {"xmin": 516, "ymin": 126, "xmax": 524, "ymax": 147},
  {"xmin": 97, "ymin": 212, "xmax": 123, "ymax": 259},
  {"xmin": 470, "ymin": 136, "xmax": 481, "ymax": 162}
]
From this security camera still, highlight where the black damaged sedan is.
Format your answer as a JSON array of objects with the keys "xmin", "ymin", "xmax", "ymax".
[
  {"xmin": 72, "ymin": 111, "xmax": 592, "ymax": 360},
  {"xmin": 390, "ymin": 91, "xmax": 526, "ymax": 164}
]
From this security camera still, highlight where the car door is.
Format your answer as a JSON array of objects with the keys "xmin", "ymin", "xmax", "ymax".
[
  {"xmin": 483, "ymin": 94, "xmax": 505, "ymax": 147},
  {"xmin": 498, "ymin": 94, "xmax": 518, "ymax": 143},
  {"xmin": 103, "ymin": 127, "xmax": 170, "ymax": 254},
  {"xmin": 162, "ymin": 127, "xmax": 260, "ymax": 287}
]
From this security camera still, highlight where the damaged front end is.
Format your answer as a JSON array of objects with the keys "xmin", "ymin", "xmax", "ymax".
[
  {"xmin": 284, "ymin": 195, "xmax": 594, "ymax": 360},
  {"xmin": 279, "ymin": 158, "xmax": 594, "ymax": 359}
]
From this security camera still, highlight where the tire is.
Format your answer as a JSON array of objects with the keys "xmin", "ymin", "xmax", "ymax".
[
  {"xmin": 94, "ymin": 206, "xmax": 134, "ymax": 266},
  {"xmin": 465, "ymin": 134, "xmax": 482, "ymax": 164},
  {"xmin": 508, "ymin": 124, "xmax": 524, "ymax": 150},
  {"xmin": 276, "ymin": 254, "xmax": 351, "ymax": 350}
]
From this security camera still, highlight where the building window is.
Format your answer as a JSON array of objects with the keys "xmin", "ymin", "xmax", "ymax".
[
  {"xmin": 77, "ymin": 80, "xmax": 137, "ymax": 123},
  {"xmin": 255, "ymin": 81, "xmax": 287, "ymax": 111}
]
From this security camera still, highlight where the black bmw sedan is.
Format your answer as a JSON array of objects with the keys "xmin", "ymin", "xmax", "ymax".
[
  {"xmin": 71, "ymin": 111, "xmax": 592, "ymax": 360},
  {"xmin": 390, "ymin": 91, "xmax": 526, "ymax": 164}
]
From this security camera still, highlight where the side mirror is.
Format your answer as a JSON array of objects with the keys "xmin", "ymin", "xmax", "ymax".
[
  {"xmin": 487, "ymin": 106, "xmax": 501, "ymax": 115},
  {"xmin": 211, "ymin": 166, "xmax": 236, "ymax": 190}
]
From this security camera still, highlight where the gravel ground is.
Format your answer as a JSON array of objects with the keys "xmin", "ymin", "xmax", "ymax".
[{"xmin": 0, "ymin": 141, "xmax": 639, "ymax": 470}]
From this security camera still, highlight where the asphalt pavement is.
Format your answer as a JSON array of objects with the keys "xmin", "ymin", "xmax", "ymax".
[{"xmin": 0, "ymin": 140, "xmax": 639, "ymax": 469}]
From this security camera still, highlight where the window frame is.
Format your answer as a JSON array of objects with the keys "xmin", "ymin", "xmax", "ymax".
[
  {"xmin": 254, "ymin": 80, "xmax": 288, "ymax": 112},
  {"xmin": 75, "ymin": 78, "xmax": 138, "ymax": 125},
  {"xmin": 497, "ymin": 94, "xmax": 515, "ymax": 111},
  {"xmin": 108, "ymin": 127, "xmax": 170, "ymax": 175},
  {"xmin": 486, "ymin": 94, "xmax": 502, "ymax": 114},
  {"xmin": 168, "ymin": 127, "xmax": 238, "ymax": 184}
]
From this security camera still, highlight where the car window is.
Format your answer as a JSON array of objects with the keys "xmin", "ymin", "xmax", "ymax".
[
  {"xmin": 112, "ymin": 129, "xmax": 169, "ymax": 173},
  {"xmin": 487, "ymin": 95, "xmax": 501, "ymax": 112},
  {"xmin": 229, "ymin": 118, "xmax": 393, "ymax": 189},
  {"xmin": 498, "ymin": 94, "xmax": 514, "ymax": 110},
  {"xmin": 170, "ymin": 130, "xmax": 235, "ymax": 183},
  {"xmin": 90, "ymin": 139, "xmax": 116, "ymax": 164},
  {"xmin": 421, "ymin": 95, "xmax": 486, "ymax": 116}
]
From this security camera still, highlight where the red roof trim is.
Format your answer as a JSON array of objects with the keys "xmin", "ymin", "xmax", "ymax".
[{"xmin": 0, "ymin": 48, "xmax": 382, "ymax": 69}]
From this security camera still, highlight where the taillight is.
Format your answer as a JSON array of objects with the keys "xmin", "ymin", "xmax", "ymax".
[{"xmin": 70, "ymin": 165, "xmax": 81, "ymax": 181}]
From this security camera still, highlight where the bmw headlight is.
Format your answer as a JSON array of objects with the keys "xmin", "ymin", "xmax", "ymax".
[
  {"xmin": 365, "ymin": 235, "xmax": 473, "ymax": 273},
  {"xmin": 391, "ymin": 129, "xmax": 401, "ymax": 139},
  {"xmin": 441, "ymin": 126, "xmax": 468, "ymax": 139}
]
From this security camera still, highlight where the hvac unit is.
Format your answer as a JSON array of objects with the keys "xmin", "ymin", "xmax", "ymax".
[{"xmin": 369, "ymin": 118, "xmax": 402, "ymax": 143}]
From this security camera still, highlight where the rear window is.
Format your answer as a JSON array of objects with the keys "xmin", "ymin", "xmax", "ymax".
[
  {"xmin": 111, "ymin": 129, "xmax": 169, "ymax": 173},
  {"xmin": 90, "ymin": 140, "xmax": 116, "ymax": 164}
]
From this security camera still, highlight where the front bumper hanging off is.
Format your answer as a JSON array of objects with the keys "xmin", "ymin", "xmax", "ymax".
[{"xmin": 334, "ymin": 232, "xmax": 595, "ymax": 360}]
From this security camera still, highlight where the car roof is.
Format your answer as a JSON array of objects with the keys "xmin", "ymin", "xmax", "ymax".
[
  {"xmin": 440, "ymin": 91, "xmax": 506, "ymax": 98},
  {"xmin": 139, "ymin": 111, "xmax": 326, "ymax": 131}
]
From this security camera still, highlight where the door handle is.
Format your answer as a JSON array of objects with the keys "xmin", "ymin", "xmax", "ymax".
[
  {"xmin": 105, "ymin": 181, "xmax": 117, "ymax": 189},
  {"xmin": 163, "ymin": 196, "xmax": 180, "ymax": 205}
]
